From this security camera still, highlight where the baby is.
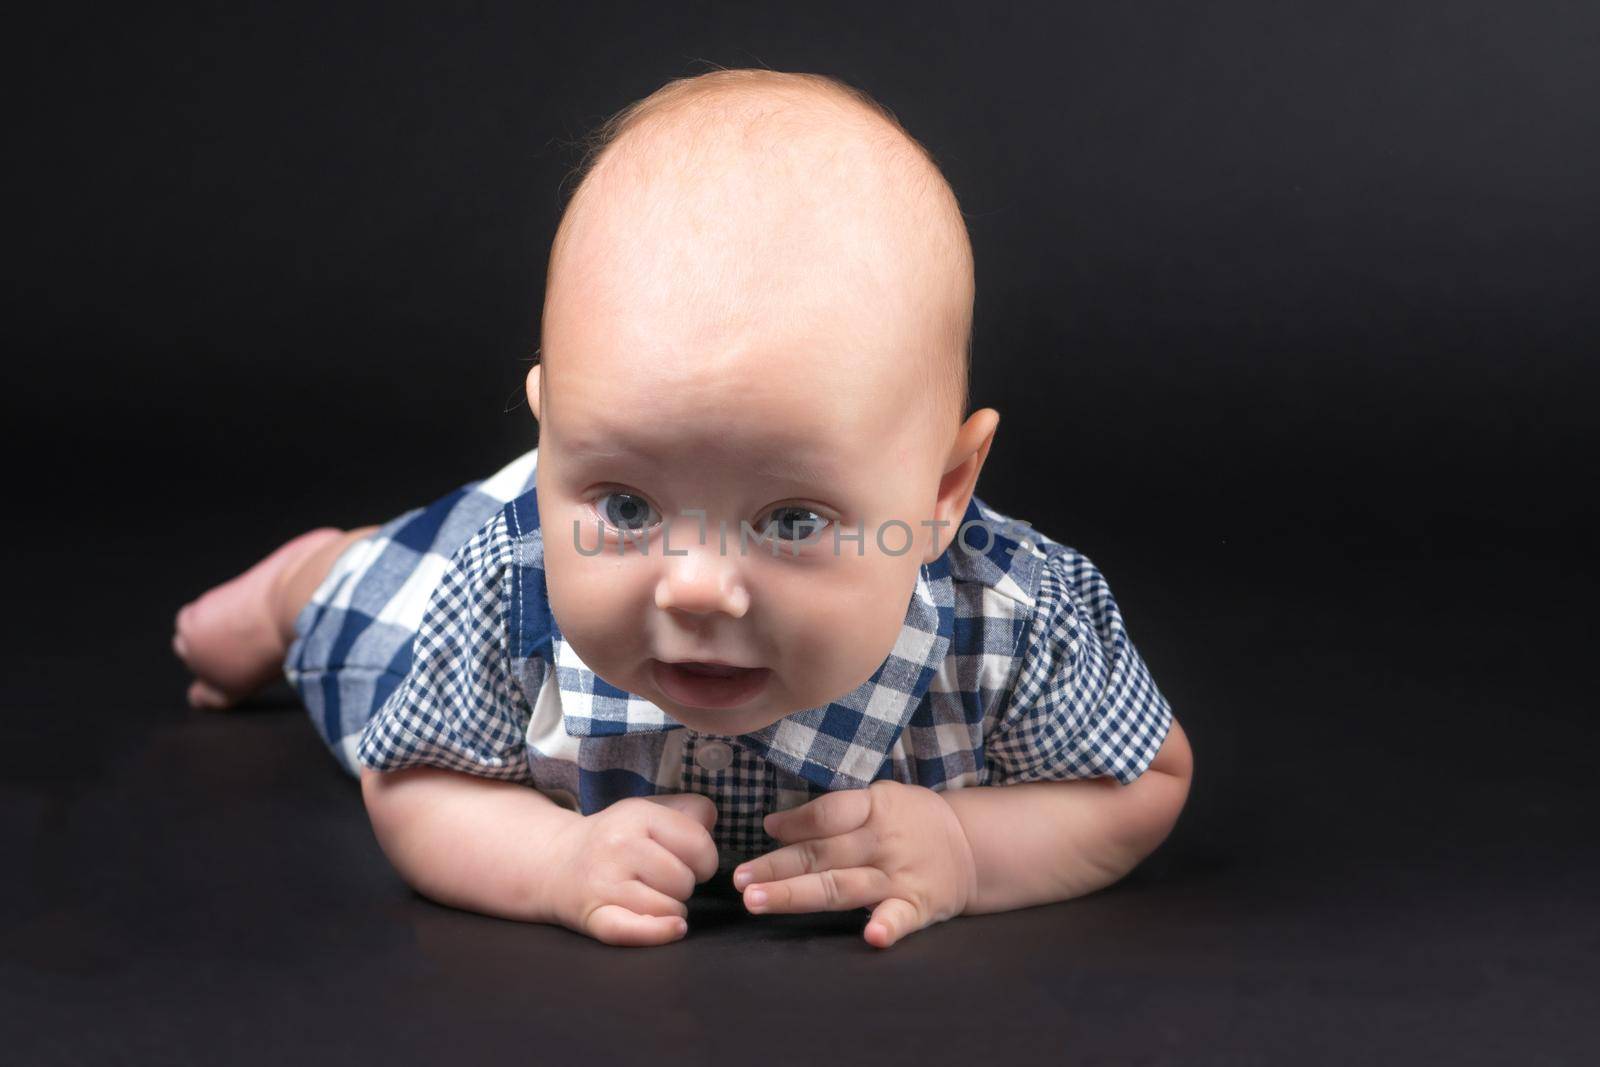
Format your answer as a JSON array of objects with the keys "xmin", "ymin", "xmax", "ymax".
[{"xmin": 172, "ymin": 68, "xmax": 1192, "ymax": 949}]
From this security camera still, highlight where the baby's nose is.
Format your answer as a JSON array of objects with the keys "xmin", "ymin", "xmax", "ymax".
[{"xmin": 654, "ymin": 548, "xmax": 750, "ymax": 618}]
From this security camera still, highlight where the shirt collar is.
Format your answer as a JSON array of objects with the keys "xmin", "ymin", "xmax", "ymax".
[{"xmin": 555, "ymin": 551, "xmax": 955, "ymax": 792}]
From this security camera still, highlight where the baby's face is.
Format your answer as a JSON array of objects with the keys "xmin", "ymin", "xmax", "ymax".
[
  {"xmin": 534, "ymin": 269, "xmax": 955, "ymax": 736},
  {"xmin": 531, "ymin": 101, "xmax": 982, "ymax": 735}
]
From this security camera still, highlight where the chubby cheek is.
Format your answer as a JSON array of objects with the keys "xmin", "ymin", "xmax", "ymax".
[
  {"xmin": 544, "ymin": 537, "xmax": 650, "ymax": 669},
  {"xmin": 769, "ymin": 554, "xmax": 918, "ymax": 702}
]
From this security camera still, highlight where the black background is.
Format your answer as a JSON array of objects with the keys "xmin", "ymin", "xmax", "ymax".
[{"xmin": 8, "ymin": 2, "xmax": 1597, "ymax": 1063}]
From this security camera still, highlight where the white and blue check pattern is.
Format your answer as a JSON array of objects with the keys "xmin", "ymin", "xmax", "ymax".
[
  {"xmin": 283, "ymin": 450, "xmax": 542, "ymax": 777},
  {"xmin": 285, "ymin": 447, "xmax": 1174, "ymax": 863}
]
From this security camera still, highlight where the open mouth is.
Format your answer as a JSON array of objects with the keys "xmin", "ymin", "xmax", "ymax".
[
  {"xmin": 652, "ymin": 660, "xmax": 771, "ymax": 709},
  {"xmin": 676, "ymin": 662, "xmax": 745, "ymax": 678}
]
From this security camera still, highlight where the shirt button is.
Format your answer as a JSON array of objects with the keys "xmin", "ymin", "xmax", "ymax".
[{"xmin": 695, "ymin": 741, "xmax": 734, "ymax": 772}]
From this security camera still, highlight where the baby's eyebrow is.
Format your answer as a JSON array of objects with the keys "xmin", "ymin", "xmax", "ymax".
[
  {"xmin": 563, "ymin": 437, "xmax": 634, "ymax": 462},
  {"xmin": 564, "ymin": 431, "xmax": 839, "ymax": 489},
  {"xmin": 748, "ymin": 452, "xmax": 838, "ymax": 487}
]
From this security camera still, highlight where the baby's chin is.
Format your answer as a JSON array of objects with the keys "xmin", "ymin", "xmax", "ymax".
[
  {"xmin": 662, "ymin": 710, "xmax": 787, "ymax": 735},
  {"xmin": 655, "ymin": 693, "xmax": 792, "ymax": 736},
  {"xmin": 641, "ymin": 658, "xmax": 881, "ymax": 735}
]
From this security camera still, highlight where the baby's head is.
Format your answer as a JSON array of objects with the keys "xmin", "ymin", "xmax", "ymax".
[{"xmin": 528, "ymin": 68, "xmax": 999, "ymax": 735}]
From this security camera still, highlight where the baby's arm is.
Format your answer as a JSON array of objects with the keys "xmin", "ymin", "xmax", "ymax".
[
  {"xmin": 941, "ymin": 717, "xmax": 1192, "ymax": 914},
  {"xmin": 360, "ymin": 765, "xmax": 580, "ymax": 923},
  {"xmin": 360, "ymin": 766, "xmax": 721, "ymax": 945}
]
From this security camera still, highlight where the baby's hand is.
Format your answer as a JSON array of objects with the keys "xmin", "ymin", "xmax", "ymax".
[
  {"xmin": 543, "ymin": 793, "xmax": 720, "ymax": 947},
  {"xmin": 731, "ymin": 781, "xmax": 978, "ymax": 949}
]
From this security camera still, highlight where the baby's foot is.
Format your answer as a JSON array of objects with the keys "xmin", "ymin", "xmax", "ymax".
[{"xmin": 172, "ymin": 527, "xmax": 344, "ymax": 709}]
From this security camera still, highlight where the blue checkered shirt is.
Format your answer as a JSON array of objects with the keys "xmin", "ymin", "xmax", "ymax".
[{"xmin": 347, "ymin": 448, "xmax": 1174, "ymax": 864}]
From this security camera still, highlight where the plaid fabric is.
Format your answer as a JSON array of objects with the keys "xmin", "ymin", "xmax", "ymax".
[
  {"xmin": 282, "ymin": 450, "xmax": 541, "ymax": 776},
  {"xmin": 983, "ymin": 552, "xmax": 1175, "ymax": 784},
  {"xmin": 681, "ymin": 735, "xmax": 778, "ymax": 855},
  {"xmin": 288, "ymin": 446, "xmax": 1175, "ymax": 865}
]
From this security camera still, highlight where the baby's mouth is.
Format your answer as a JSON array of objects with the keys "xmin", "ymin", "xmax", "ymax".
[
  {"xmin": 675, "ymin": 661, "xmax": 745, "ymax": 678},
  {"xmin": 651, "ymin": 659, "xmax": 771, "ymax": 709}
]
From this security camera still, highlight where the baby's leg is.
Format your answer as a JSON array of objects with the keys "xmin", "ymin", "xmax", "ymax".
[{"xmin": 172, "ymin": 525, "xmax": 379, "ymax": 709}]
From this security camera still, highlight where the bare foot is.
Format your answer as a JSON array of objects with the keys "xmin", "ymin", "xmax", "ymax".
[{"xmin": 172, "ymin": 528, "xmax": 345, "ymax": 709}]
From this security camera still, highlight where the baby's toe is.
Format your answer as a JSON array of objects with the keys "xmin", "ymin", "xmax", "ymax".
[{"xmin": 187, "ymin": 679, "xmax": 233, "ymax": 710}]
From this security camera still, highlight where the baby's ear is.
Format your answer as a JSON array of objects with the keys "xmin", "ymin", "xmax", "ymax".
[
  {"xmin": 925, "ymin": 408, "xmax": 1000, "ymax": 564},
  {"xmin": 526, "ymin": 360, "xmax": 543, "ymax": 422}
]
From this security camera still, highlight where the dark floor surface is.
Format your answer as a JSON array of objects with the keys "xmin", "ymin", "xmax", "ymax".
[{"xmin": 6, "ymin": 537, "xmax": 1597, "ymax": 1065}]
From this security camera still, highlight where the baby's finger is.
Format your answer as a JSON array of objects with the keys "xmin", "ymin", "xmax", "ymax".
[
  {"xmin": 864, "ymin": 897, "xmax": 921, "ymax": 949},
  {"xmin": 646, "ymin": 803, "xmax": 721, "ymax": 884},
  {"xmin": 647, "ymin": 791, "xmax": 718, "ymax": 831},
  {"xmin": 744, "ymin": 865, "xmax": 892, "ymax": 915},
  {"xmin": 763, "ymin": 789, "xmax": 872, "ymax": 845},
  {"xmin": 607, "ymin": 877, "xmax": 690, "ymax": 921},
  {"xmin": 732, "ymin": 826, "xmax": 876, "ymax": 890},
  {"xmin": 585, "ymin": 903, "xmax": 689, "ymax": 948},
  {"xmin": 631, "ymin": 840, "xmax": 700, "ymax": 903}
]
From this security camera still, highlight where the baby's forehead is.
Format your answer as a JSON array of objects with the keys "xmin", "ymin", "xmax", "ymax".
[
  {"xmin": 542, "ymin": 235, "xmax": 950, "ymax": 465},
  {"xmin": 543, "ymin": 78, "xmax": 970, "ymax": 441},
  {"xmin": 569, "ymin": 155, "xmax": 917, "ymax": 313},
  {"xmin": 550, "ymin": 331, "xmax": 908, "ymax": 452}
]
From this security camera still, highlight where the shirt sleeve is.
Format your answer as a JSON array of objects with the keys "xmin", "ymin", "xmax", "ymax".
[
  {"xmin": 984, "ymin": 546, "xmax": 1174, "ymax": 786},
  {"xmin": 356, "ymin": 510, "xmax": 536, "ymax": 783}
]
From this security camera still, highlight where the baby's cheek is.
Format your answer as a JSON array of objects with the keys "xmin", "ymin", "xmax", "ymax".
[
  {"xmin": 547, "ymin": 551, "xmax": 644, "ymax": 638},
  {"xmin": 774, "ymin": 563, "xmax": 908, "ymax": 697}
]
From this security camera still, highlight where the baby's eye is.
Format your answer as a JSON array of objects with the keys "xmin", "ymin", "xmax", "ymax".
[
  {"xmin": 761, "ymin": 505, "xmax": 830, "ymax": 543},
  {"xmin": 594, "ymin": 491, "xmax": 661, "ymax": 533}
]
